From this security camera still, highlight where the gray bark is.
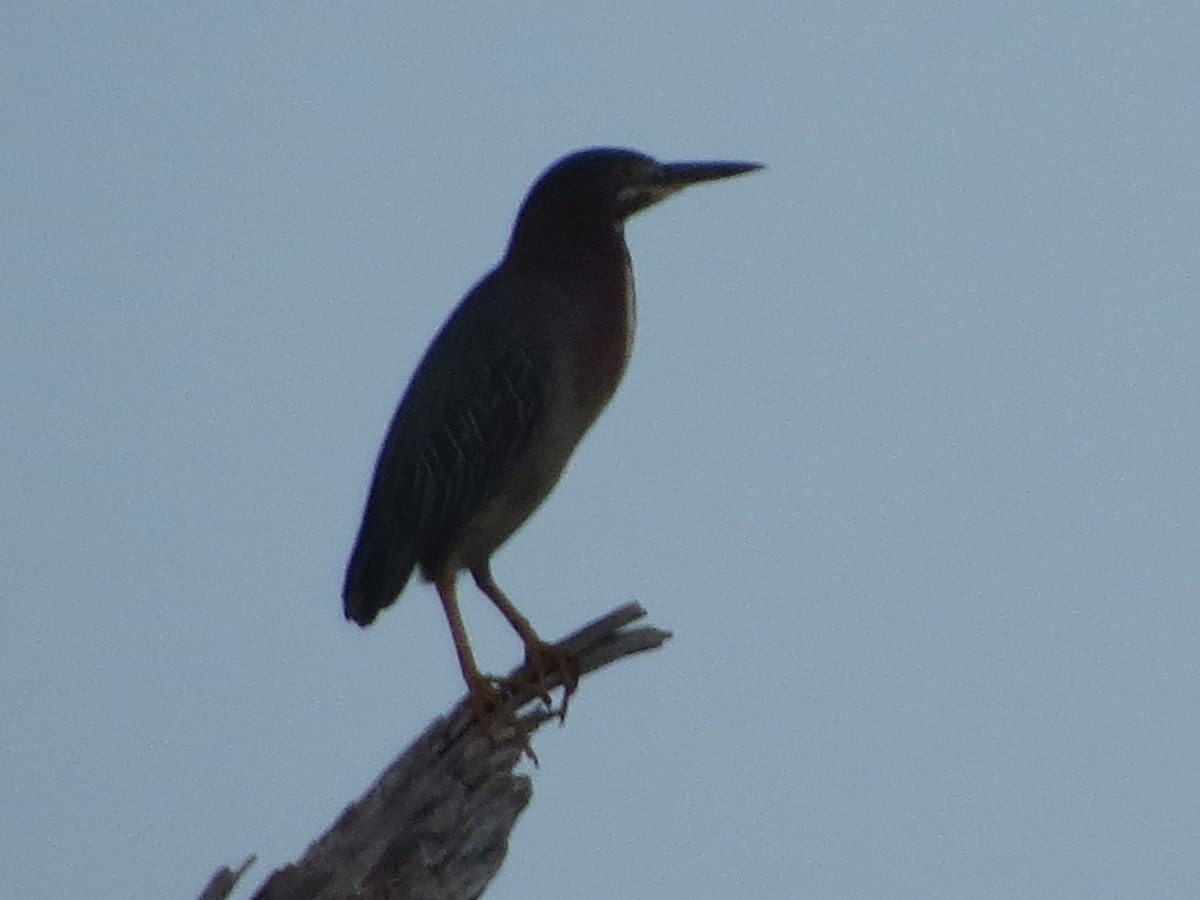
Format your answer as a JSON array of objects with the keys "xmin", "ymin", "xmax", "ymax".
[{"xmin": 197, "ymin": 603, "xmax": 670, "ymax": 900}]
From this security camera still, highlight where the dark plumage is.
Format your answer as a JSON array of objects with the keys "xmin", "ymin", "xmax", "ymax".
[
  {"xmin": 343, "ymin": 274, "xmax": 555, "ymax": 624},
  {"xmin": 343, "ymin": 147, "xmax": 761, "ymax": 729}
]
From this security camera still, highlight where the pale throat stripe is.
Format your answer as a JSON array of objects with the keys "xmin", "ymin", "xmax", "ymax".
[{"xmin": 623, "ymin": 257, "xmax": 637, "ymax": 358}]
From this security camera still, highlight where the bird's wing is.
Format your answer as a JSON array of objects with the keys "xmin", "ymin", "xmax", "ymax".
[
  {"xmin": 342, "ymin": 275, "xmax": 552, "ymax": 625},
  {"xmin": 405, "ymin": 300, "xmax": 550, "ymax": 558}
]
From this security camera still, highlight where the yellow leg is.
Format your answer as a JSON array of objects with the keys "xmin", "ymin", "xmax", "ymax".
[
  {"xmin": 471, "ymin": 563, "xmax": 542, "ymax": 646},
  {"xmin": 471, "ymin": 564, "xmax": 580, "ymax": 716},
  {"xmin": 436, "ymin": 576, "xmax": 537, "ymax": 761}
]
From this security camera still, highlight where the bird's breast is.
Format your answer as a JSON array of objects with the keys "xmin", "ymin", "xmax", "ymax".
[{"xmin": 566, "ymin": 248, "xmax": 635, "ymax": 413}]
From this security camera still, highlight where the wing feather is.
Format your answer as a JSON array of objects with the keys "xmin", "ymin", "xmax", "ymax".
[{"xmin": 342, "ymin": 273, "xmax": 551, "ymax": 625}]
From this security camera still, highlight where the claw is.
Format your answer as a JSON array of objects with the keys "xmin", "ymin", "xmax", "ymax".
[
  {"xmin": 465, "ymin": 672, "xmax": 539, "ymax": 764},
  {"xmin": 519, "ymin": 640, "xmax": 580, "ymax": 722}
]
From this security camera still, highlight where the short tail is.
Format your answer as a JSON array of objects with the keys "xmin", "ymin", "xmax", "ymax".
[{"xmin": 342, "ymin": 532, "xmax": 417, "ymax": 626}]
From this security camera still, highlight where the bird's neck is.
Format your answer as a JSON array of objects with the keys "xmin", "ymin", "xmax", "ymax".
[
  {"xmin": 507, "ymin": 208, "xmax": 625, "ymax": 274},
  {"xmin": 505, "ymin": 212, "xmax": 632, "ymax": 308},
  {"xmin": 505, "ymin": 216, "xmax": 635, "ymax": 409}
]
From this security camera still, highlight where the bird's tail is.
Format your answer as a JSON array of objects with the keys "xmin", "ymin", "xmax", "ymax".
[{"xmin": 342, "ymin": 535, "xmax": 417, "ymax": 626}]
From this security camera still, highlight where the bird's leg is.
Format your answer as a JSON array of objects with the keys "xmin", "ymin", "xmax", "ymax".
[
  {"xmin": 471, "ymin": 564, "xmax": 580, "ymax": 720},
  {"xmin": 435, "ymin": 577, "xmax": 537, "ymax": 763}
]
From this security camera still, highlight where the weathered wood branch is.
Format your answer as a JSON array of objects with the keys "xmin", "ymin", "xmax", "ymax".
[{"xmin": 197, "ymin": 603, "xmax": 670, "ymax": 900}]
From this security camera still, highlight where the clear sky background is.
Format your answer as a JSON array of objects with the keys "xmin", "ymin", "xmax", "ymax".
[{"xmin": 4, "ymin": 4, "xmax": 1199, "ymax": 898}]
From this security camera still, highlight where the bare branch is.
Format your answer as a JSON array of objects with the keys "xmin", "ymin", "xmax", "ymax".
[
  {"xmin": 197, "ymin": 603, "xmax": 669, "ymax": 900},
  {"xmin": 197, "ymin": 855, "xmax": 255, "ymax": 900}
]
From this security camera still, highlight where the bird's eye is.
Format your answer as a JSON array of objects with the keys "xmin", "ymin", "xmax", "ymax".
[{"xmin": 618, "ymin": 163, "xmax": 637, "ymax": 181}]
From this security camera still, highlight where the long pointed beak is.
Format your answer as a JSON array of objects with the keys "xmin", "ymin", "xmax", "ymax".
[
  {"xmin": 618, "ymin": 156, "xmax": 763, "ymax": 218},
  {"xmin": 657, "ymin": 160, "xmax": 764, "ymax": 187}
]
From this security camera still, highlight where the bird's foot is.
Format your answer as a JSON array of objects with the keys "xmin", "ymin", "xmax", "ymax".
[
  {"xmin": 465, "ymin": 672, "xmax": 539, "ymax": 764},
  {"xmin": 518, "ymin": 640, "xmax": 580, "ymax": 722}
]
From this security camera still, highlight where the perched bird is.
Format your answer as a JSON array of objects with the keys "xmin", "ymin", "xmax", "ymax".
[{"xmin": 343, "ymin": 147, "xmax": 760, "ymax": 729}]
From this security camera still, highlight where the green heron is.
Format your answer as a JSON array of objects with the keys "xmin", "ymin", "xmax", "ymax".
[{"xmin": 343, "ymin": 147, "xmax": 760, "ymax": 730}]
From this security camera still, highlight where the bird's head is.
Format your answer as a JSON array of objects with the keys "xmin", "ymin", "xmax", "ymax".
[{"xmin": 511, "ymin": 147, "xmax": 762, "ymax": 241}]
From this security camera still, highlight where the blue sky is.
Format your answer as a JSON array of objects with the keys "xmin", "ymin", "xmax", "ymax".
[{"xmin": 4, "ymin": 3, "xmax": 1200, "ymax": 898}]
